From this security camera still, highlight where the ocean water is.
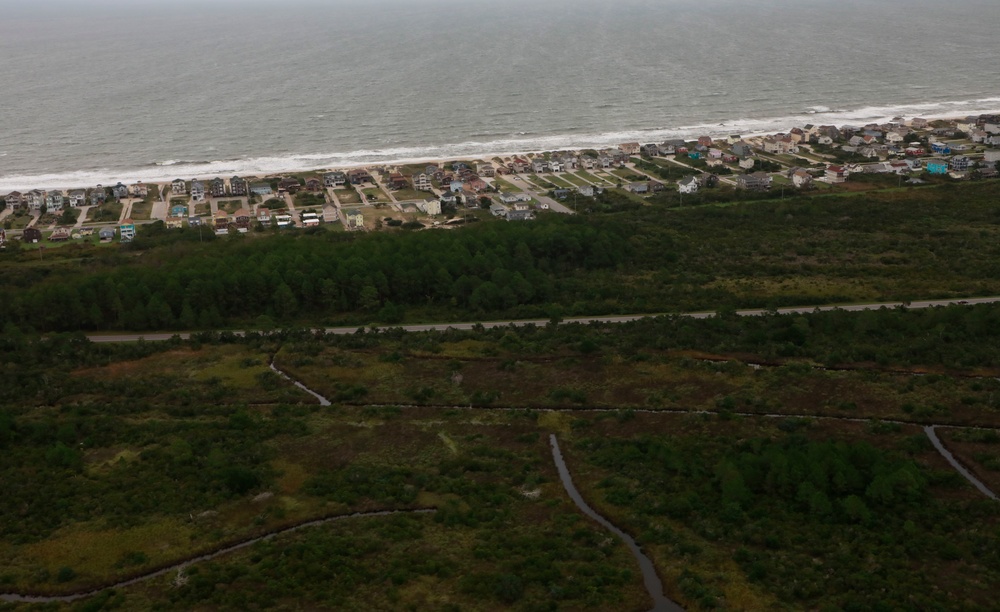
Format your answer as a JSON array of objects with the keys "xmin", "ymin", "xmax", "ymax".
[{"xmin": 1, "ymin": 0, "xmax": 999, "ymax": 191}]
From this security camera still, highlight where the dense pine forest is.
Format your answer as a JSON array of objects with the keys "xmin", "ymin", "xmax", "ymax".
[{"xmin": 2, "ymin": 181, "xmax": 1000, "ymax": 332}]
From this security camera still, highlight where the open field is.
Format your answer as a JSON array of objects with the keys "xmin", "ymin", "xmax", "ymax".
[
  {"xmin": 391, "ymin": 187, "xmax": 428, "ymax": 201},
  {"xmin": 129, "ymin": 200, "xmax": 153, "ymax": 221},
  {"xmin": 85, "ymin": 201, "xmax": 123, "ymax": 224},
  {"xmin": 217, "ymin": 200, "xmax": 242, "ymax": 214},
  {"xmin": 333, "ymin": 187, "xmax": 361, "ymax": 204}
]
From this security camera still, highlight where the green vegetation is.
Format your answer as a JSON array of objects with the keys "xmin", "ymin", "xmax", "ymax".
[
  {"xmin": 2, "ymin": 303, "xmax": 1000, "ymax": 608},
  {"xmin": 129, "ymin": 200, "xmax": 153, "ymax": 221},
  {"xmin": 2, "ymin": 181, "xmax": 1000, "ymax": 332},
  {"xmin": 333, "ymin": 187, "xmax": 361, "ymax": 204},
  {"xmin": 87, "ymin": 200, "xmax": 123, "ymax": 224},
  {"xmin": 217, "ymin": 199, "xmax": 244, "ymax": 214}
]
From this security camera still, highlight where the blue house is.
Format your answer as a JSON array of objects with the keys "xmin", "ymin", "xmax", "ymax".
[
  {"xmin": 688, "ymin": 151, "xmax": 702, "ymax": 160},
  {"xmin": 450, "ymin": 180, "xmax": 464, "ymax": 193},
  {"xmin": 930, "ymin": 142, "xmax": 951, "ymax": 155},
  {"xmin": 925, "ymin": 159, "xmax": 949, "ymax": 175}
]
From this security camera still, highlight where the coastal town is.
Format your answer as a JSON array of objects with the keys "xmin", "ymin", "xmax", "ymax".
[{"xmin": 2, "ymin": 113, "xmax": 999, "ymax": 248}]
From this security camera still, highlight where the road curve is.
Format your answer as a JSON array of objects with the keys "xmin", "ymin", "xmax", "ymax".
[{"xmin": 84, "ymin": 296, "xmax": 1000, "ymax": 343}]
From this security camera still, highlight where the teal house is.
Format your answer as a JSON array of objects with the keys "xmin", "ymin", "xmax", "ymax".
[{"xmin": 925, "ymin": 159, "xmax": 949, "ymax": 175}]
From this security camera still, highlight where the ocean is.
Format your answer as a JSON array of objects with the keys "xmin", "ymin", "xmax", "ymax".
[{"xmin": 1, "ymin": 0, "xmax": 999, "ymax": 191}]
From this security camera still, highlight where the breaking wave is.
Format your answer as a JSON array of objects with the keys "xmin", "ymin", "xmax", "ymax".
[{"xmin": 3, "ymin": 96, "xmax": 999, "ymax": 192}]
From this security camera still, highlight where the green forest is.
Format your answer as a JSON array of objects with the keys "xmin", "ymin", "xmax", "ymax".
[{"xmin": 2, "ymin": 180, "xmax": 999, "ymax": 332}]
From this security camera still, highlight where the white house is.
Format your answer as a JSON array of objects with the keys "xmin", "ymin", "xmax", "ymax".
[
  {"xmin": 171, "ymin": 179, "xmax": 187, "ymax": 195},
  {"xmin": 418, "ymin": 199, "xmax": 442, "ymax": 215},
  {"xmin": 413, "ymin": 173, "xmax": 433, "ymax": 191},
  {"xmin": 190, "ymin": 181, "xmax": 206, "ymax": 202},
  {"xmin": 678, "ymin": 176, "xmax": 699, "ymax": 194},
  {"xmin": 69, "ymin": 189, "xmax": 87, "ymax": 207}
]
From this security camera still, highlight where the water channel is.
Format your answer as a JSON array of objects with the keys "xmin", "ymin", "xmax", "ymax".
[
  {"xmin": 0, "ymin": 509, "xmax": 435, "ymax": 604},
  {"xmin": 924, "ymin": 426, "xmax": 998, "ymax": 500},
  {"xmin": 549, "ymin": 434, "xmax": 684, "ymax": 612}
]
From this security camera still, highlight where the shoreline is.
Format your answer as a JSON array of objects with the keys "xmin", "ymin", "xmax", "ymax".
[{"xmin": 3, "ymin": 100, "xmax": 1000, "ymax": 194}]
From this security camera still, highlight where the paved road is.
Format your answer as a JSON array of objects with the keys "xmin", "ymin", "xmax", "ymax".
[{"xmin": 85, "ymin": 295, "xmax": 1000, "ymax": 343}]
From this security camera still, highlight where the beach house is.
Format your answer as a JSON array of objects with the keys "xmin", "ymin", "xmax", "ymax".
[
  {"xmin": 826, "ymin": 165, "xmax": 848, "ymax": 183},
  {"xmin": 4, "ymin": 192, "xmax": 23, "ymax": 210},
  {"xmin": 925, "ymin": 159, "xmax": 949, "ymax": 175},
  {"xmin": 119, "ymin": 219, "xmax": 136, "ymax": 242},
  {"xmin": 69, "ymin": 189, "xmax": 87, "ymax": 208},
  {"xmin": 345, "ymin": 210, "xmax": 364, "ymax": 229},
  {"xmin": 228, "ymin": 177, "xmax": 247, "ymax": 196},
  {"xmin": 347, "ymin": 169, "xmax": 372, "ymax": 185},
  {"xmin": 210, "ymin": 178, "xmax": 227, "ymax": 198},
  {"xmin": 89, "ymin": 187, "xmax": 106, "ymax": 206},
  {"xmin": 190, "ymin": 181, "xmax": 206, "ymax": 202},
  {"xmin": 171, "ymin": 179, "xmax": 187, "ymax": 195},
  {"xmin": 27, "ymin": 190, "xmax": 45, "ymax": 210},
  {"xmin": 46, "ymin": 190, "xmax": 65, "ymax": 211},
  {"xmin": 417, "ymin": 198, "xmax": 442, "ymax": 215},
  {"xmin": 737, "ymin": 172, "xmax": 772, "ymax": 191},
  {"xmin": 678, "ymin": 176, "xmax": 699, "ymax": 194},
  {"xmin": 413, "ymin": 173, "xmax": 432, "ymax": 191},
  {"xmin": 324, "ymin": 171, "xmax": 346, "ymax": 187},
  {"xmin": 112, "ymin": 183, "xmax": 129, "ymax": 200}
]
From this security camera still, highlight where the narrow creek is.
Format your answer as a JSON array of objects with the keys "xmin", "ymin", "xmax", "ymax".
[
  {"xmin": 0, "ymin": 509, "xmax": 435, "ymax": 604},
  {"xmin": 924, "ymin": 426, "xmax": 998, "ymax": 500},
  {"xmin": 549, "ymin": 434, "xmax": 684, "ymax": 612},
  {"xmin": 269, "ymin": 360, "xmax": 331, "ymax": 406}
]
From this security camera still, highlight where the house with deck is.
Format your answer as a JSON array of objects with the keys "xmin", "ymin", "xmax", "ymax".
[
  {"xmin": 171, "ymin": 179, "xmax": 187, "ymax": 195},
  {"xmin": 278, "ymin": 178, "xmax": 301, "ymax": 194},
  {"xmin": 190, "ymin": 181, "xmax": 206, "ymax": 202},
  {"xmin": 230, "ymin": 176, "xmax": 248, "ymax": 196},
  {"xmin": 4, "ymin": 191, "xmax": 24, "ymax": 210},
  {"xmin": 250, "ymin": 183, "xmax": 272, "ymax": 196},
  {"xmin": 27, "ymin": 190, "xmax": 46, "ymax": 210},
  {"xmin": 413, "ymin": 173, "xmax": 432, "ymax": 191},
  {"xmin": 46, "ymin": 190, "xmax": 65, "ymax": 211},
  {"xmin": 345, "ymin": 209, "xmax": 364, "ymax": 229},
  {"xmin": 418, "ymin": 198, "xmax": 442, "ymax": 215},
  {"xmin": 210, "ymin": 178, "xmax": 227, "ymax": 198},
  {"xmin": 324, "ymin": 171, "xmax": 346, "ymax": 187},
  {"xmin": 737, "ymin": 172, "xmax": 772, "ymax": 191},
  {"xmin": 950, "ymin": 156, "xmax": 972, "ymax": 172},
  {"xmin": 678, "ymin": 176, "xmax": 699, "ymax": 194},
  {"xmin": 826, "ymin": 165, "xmax": 848, "ymax": 183},
  {"xmin": 388, "ymin": 172, "xmax": 409, "ymax": 190},
  {"xmin": 119, "ymin": 219, "xmax": 136, "ymax": 242},
  {"xmin": 67, "ymin": 189, "xmax": 86, "ymax": 207},
  {"xmin": 925, "ymin": 159, "xmax": 949, "ymax": 175},
  {"xmin": 347, "ymin": 169, "xmax": 372, "ymax": 185}
]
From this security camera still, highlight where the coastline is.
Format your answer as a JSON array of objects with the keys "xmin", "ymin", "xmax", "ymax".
[{"xmin": 3, "ymin": 97, "xmax": 1000, "ymax": 194}]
